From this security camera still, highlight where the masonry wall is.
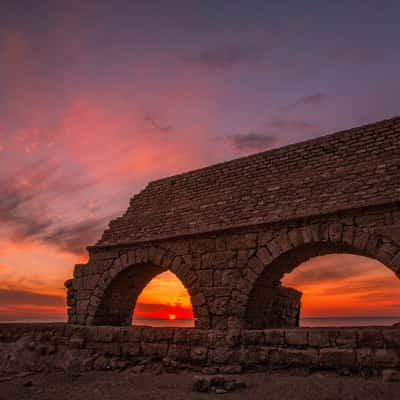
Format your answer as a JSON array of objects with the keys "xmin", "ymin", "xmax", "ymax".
[
  {"xmin": 67, "ymin": 202, "xmax": 400, "ymax": 328},
  {"xmin": 1, "ymin": 324, "xmax": 399, "ymax": 376},
  {"xmin": 99, "ymin": 117, "xmax": 400, "ymax": 246}
]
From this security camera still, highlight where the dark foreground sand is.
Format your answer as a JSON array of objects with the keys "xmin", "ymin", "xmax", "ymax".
[{"xmin": 1, "ymin": 370, "xmax": 400, "ymax": 400}]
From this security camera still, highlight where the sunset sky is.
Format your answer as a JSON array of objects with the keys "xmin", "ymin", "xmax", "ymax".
[{"xmin": 1, "ymin": 1, "xmax": 400, "ymax": 323}]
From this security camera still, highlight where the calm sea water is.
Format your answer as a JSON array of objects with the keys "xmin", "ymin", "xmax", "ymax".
[
  {"xmin": 1, "ymin": 316, "xmax": 398, "ymax": 327},
  {"xmin": 301, "ymin": 316, "xmax": 400, "ymax": 327},
  {"xmin": 132, "ymin": 316, "xmax": 400, "ymax": 328}
]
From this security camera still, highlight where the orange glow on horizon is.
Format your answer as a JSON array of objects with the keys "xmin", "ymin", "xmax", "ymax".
[
  {"xmin": 282, "ymin": 254, "xmax": 400, "ymax": 318},
  {"xmin": 133, "ymin": 270, "xmax": 194, "ymax": 321}
]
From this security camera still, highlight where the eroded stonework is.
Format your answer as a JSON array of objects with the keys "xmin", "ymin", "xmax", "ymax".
[{"xmin": 65, "ymin": 117, "xmax": 400, "ymax": 329}]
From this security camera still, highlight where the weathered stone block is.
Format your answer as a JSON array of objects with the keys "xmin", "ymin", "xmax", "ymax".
[
  {"xmin": 103, "ymin": 342, "xmax": 121, "ymax": 356},
  {"xmin": 358, "ymin": 329, "xmax": 384, "ymax": 348},
  {"xmin": 328, "ymin": 223, "xmax": 343, "ymax": 242},
  {"xmin": 336, "ymin": 330, "xmax": 357, "ymax": 348},
  {"xmin": 286, "ymin": 348, "xmax": 319, "ymax": 367},
  {"xmin": 247, "ymin": 256, "xmax": 265, "ymax": 274},
  {"xmin": 382, "ymin": 369, "xmax": 400, "ymax": 382},
  {"xmin": 210, "ymin": 315, "xmax": 228, "ymax": 330},
  {"xmin": 188, "ymin": 329, "xmax": 209, "ymax": 345},
  {"xmin": 238, "ymin": 346, "xmax": 260, "ymax": 365},
  {"xmin": 173, "ymin": 329, "xmax": 188, "ymax": 343},
  {"xmin": 226, "ymin": 233, "xmax": 257, "ymax": 250},
  {"xmin": 374, "ymin": 349, "xmax": 400, "ymax": 367},
  {"xmin": 190, "ymin": 238, "xmax": 216, "ymax": 253},
  {"xmin": 209, "ymin": 297, "xmax": 229, "ymax": 315},
  {"xmin": 266, "ymin": 347, "xmax": 286, "ymax": 366},
  {"xmin": 208, "ymin": 347, "xmax": 233, "ymax": 364},
  {"xmin": 191, "ymin": 346, "xmax": 208, "ymax": 363},
  {"xmin": 121, "ymin": 342, "xmax": 140, "ymax": 356},
  {"xmin": 383, "ymin": 329, "xmax": 400, "ymax": 347},
  {"xmin": 256, "ymin": 247, "xmax": 273, "ymax": 265},
  {"xmin": 266, "ymin": 239, "xmax": 281, "ymax": 258},
  {"xmin": 320, "ymin": 349, "xmax": 356, "ymax": 368},
  {"xmin": 309, "ymin": 330, "xmax": 330, "ymax": 348},
  {"xmin": 264, "ymin": 330, "xmax": 285, "ymax": 345},
  {"xmin": 243, "ymin": 330, "xmax": 265, "ymax": 345},
  {"xmin": 125, "ymin": 327, "xmax": 142, "ymax": 342},
  {"xmin": 197, "ymin": 270, "xmax": 213, "ymax": 285},
  {"xmin": 356, "ymin": 348, "xmax": 373, "ymax": 367},
  {"xmin": 285, "ymin": 330, "xmax": 308, "ymax": 347},
  {"xmin": 69, "ymin": 337, "xmax": 85, "ymax": 349},
  {"xmin": 221, "ymin": 269, "xmax": 241, "ymax": 286},
  {"xmin": 73, "ymin": 264, "xmax": 86, "ymax": 279},
  {"xmin": 141, "ymin": 342, "xmax": 169, "ymax": 357},
  {"xmin": 258, "ymin": 231, "xmax": 274, "ymax": 247},
  {"xmin": 225, "ymin": 329, "xmax": 242, "ymax": 348},
  {"xmin": 135, "ymin": 247, "xmax": 149, "ymax": 264},
  {"xmin": 168, "ymin": 344, "xmax": 190, "ymax": 361}
]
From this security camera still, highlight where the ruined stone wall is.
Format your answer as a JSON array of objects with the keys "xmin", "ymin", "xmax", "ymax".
[
  {"xmin": 246, "ymin": 286, "xmax": 302, "ymax": 329},
  {"xmin": 99, "ymin": 117, "xmax": 400, "ymax": 246},
  {"xmin": 67, "ymin": 202, "xmax": 400, "ymax": 328},
  {"xmin": 1, "ymin": 324, "xmax": 399, "ymax": 376},
  {"xmin": 65, "ymin": 116, "xmax": 400, "ymax": 330}
]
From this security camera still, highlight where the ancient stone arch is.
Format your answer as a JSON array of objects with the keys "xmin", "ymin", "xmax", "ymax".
[
  {"xmin": 86, "ymin": 247, "xmax": 208, "ymax": 326},
  {"xmin": 241, "ymin": 224, "xmax": 400, "ymax": 329},
  {"xmin": 65, "ymin": 116, "xmax": 400, "ymax": 328}
]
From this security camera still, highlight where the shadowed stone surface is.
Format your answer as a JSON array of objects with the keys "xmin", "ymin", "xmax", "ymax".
[
  {"xmin": 0, "ymin": 324, "xmax": 399, "ymax": 375},
  {"xmin": 65, "ymin": 117, "xmax": 400, "ymax": 329}
]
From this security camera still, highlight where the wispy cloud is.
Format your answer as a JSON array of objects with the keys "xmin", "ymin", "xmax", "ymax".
[
  {"xmin": 183, "ymin": 44, "xmax": 263, "ymax": 69},
  {"xmin": 226, "ymin": 132, "xmax": 277, "ymax": 152},
  {"xmin": 266, "ymin": 119, "xmax": 318, "ymax": 132},
  {"xmin": 0, "ymin": 288, "xmax": 64, "ymax": 307},
  {"xmin": 144, "ymin": 114, "xmax": 173, "ymax": 134},
  {"xmin": 282, "ymin": 93, "xmax": 327, "ymax": 112},
  {"xmin": 0, "ymin": 160, "xmax": 108, "ymax": 254},
  {"xmin": 222, "ymin": 118, "xmax": 318, "ymax": 154},
  {"xmin": 42, "ymin": 218, "xmax": 109, "ymax": 254},
  {"xmin": 283, "ymin": 255, "xmax": 383, "ymax": 287}
]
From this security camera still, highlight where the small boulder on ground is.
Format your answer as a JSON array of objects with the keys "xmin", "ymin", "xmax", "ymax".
[
  {"xmin": 192, "ymin": 375, "xmax": 246, "ymax": 393},
  {"xmin": 382, "ymin": 369, "xmax": 400, "ymax": 382}
]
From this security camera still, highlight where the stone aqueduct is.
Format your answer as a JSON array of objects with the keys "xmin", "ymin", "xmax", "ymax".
[{"xmin": 65, "ymin": 116, "xmax": 400, "ymax": 330}]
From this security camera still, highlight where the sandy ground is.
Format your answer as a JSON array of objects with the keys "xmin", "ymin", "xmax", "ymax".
[{"xmin": 1, "ymin": 370, "xmax": 400, "ymax": 400}]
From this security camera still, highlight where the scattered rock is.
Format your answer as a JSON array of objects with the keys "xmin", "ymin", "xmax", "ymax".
[
  {"xmin": 81, "ymin": 357, "xmax": 94, "ymax": 372},
  {"xmin": 382, "ymin": 369, "xmax": 400, "ymax": 382},
  {"xmin": 69, "ymin": 337, "xmax": 85, "ymax": 349},
  {"xmin": 93, "ymin": 356, "xmax": 109, "ymax": 371},
  {"xmin": 131, "ymin": 364, "xmax": 145, "ymax": 374},
  {"xmin": 219, "ymin": 364, "xmax": 242, "ymax": 374},
  {"xmin": 192, "ymin": 375, "xmax": 247, "ymax": 393},
  {"xmin": 202, "ymin": 366, "xmax": 218, "ymax": 375},
  {"xmin": 192, "ymin": 375, "xmax": 210, "ymax": 392},
  {"xmin": 162, "ymin": 357, "xmax": 172, "ymax": 367}
]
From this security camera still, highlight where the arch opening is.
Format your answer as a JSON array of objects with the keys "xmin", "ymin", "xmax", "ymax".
[
  {"xmin": 244, "ymin": 242, "xmax": 400, "ymax": 329},
  {"xmin": 92, "ymin": 263, "xmax": 195, "ymax": 327},
  {"xmin": 283, "ymin": 253, "xmax": 400, "ymax": 327},
  {"xmin": 133, "ymin": 270, "xmax": 194, "ymax": 327}
]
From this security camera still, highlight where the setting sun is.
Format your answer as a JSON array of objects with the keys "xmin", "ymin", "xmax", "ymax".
[{"xmin": 168, "ymin": 314, "xmax": 176, "ymax": 320}]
